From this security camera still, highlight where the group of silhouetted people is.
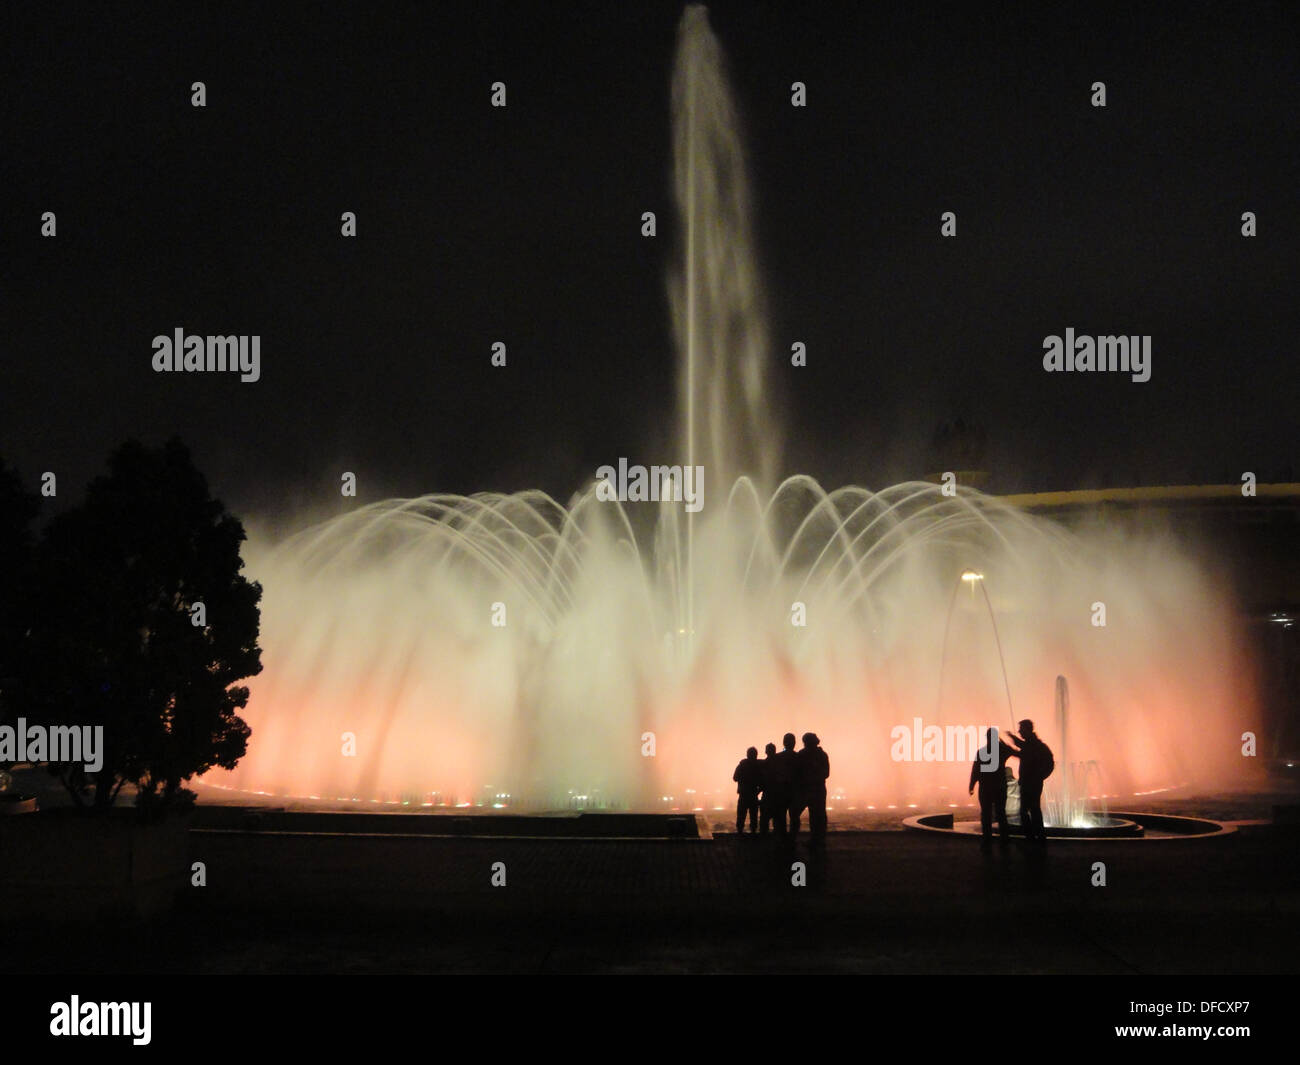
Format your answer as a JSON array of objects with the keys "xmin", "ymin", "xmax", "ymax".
[
  {"xmin": 730, "ymin": 720, "xmax": 1053, "ymax": 851},
  {"xmin": 968, "ymin": 719, "xmax": 1055, "ymax": 852},
  {"xmin": 733, "ymin": 732, "xmax": 830, "ymax": 842}
]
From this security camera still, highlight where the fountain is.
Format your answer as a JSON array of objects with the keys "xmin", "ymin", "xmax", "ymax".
[
  {"xmin": 206, "ymin": 6, "xmax": 1257, "ymax": 815},
  {"xmin": 1044, "ymin": 674, "xmax": 1109, "ymax": 829}
]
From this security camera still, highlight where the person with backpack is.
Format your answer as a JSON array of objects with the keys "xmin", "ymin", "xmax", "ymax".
[{"xmin": 1008, "ymin": 719, "xmax": 1054, "ymax": 848}]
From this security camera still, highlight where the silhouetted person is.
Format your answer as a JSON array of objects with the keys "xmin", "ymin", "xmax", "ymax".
[
  {"xmin": 1008, "ymin": 719, "xmax": 1053, "ymax": 848},
  {"xmin": 768, "ymin": 732, "xmax": 799, "ymax": 837},
  {"xmin": 969, "ymin": 726, "xmax": 1019, "ymax": 851},
  {"xmin": 733, "ymin": 746, "xmax": 762, "ymax": 834},
  {"xmin": 790, "ymin": 732, "xmax": 830, "ymax": 842},
  {"xmin": 759, "ymin": 742, "xmax": 781, "ymax": 834}
]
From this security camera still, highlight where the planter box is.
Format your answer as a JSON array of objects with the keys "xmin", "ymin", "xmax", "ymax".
[{"xmin": 0, "ymin": 807, "xmax": 191, "ymax": 921}]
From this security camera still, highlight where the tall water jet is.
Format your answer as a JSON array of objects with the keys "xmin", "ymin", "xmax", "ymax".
[
  {"xmin": 671, "ymin": 6, "xmax": 778, "ymax": 633},
  {"xmin": 671, "ymin": 6, "xmax": 777, "ymax": 494}
]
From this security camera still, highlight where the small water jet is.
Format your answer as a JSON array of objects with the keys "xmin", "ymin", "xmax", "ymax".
[{"xmin": 1042, "ymin": 674, "xmax": 1110, "ymax": 830}]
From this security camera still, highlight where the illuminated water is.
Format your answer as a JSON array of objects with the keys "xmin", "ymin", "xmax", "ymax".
[{"xmin": 209, "ymin": 6, "xmax": 1255, "ymax": 812}]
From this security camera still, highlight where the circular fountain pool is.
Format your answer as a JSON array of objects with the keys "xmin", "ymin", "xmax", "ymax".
[{"xmin": 904, "ymin": 811, "xmax": 1235, "ymax": 840}]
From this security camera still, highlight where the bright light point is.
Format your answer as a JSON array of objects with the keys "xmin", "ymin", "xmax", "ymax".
[{"xmin": 961, "ymin": 569, "xmax": 984, "ymax": 582}]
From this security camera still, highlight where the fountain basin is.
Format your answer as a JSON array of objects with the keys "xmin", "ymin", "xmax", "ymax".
[{"xmin": 904, "ymin": 811, "xmax": 1237, "ymax": 840}]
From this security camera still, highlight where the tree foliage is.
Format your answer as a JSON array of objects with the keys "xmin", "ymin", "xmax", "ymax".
[{"xmin": 20, "ymin": 438, "xmax": 261, "ymax": 815}]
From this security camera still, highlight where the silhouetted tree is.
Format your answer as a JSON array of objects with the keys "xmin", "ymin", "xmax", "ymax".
[
  {"xmin": 0, "ymin": 457, "xmax": 40, "ymax": 774},
  {"xmin": 20, "ymin": 438, "xmax": 261, "ymax": 816}
]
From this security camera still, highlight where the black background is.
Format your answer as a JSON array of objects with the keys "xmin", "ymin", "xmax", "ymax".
[{"xmin": 2, "ymin": 0, "xmax": 1296, "ymax": 525}]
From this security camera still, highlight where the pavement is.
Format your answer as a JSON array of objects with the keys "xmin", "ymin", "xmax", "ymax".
[{"xmin": 9, "ymin": 803, "xmax": 1299, "ymax": 974}]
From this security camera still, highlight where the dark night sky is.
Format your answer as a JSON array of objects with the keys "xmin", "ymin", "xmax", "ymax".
[{"xmin": 2, "ymin": 1, "xmax": 1296, "ymax": 527}]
